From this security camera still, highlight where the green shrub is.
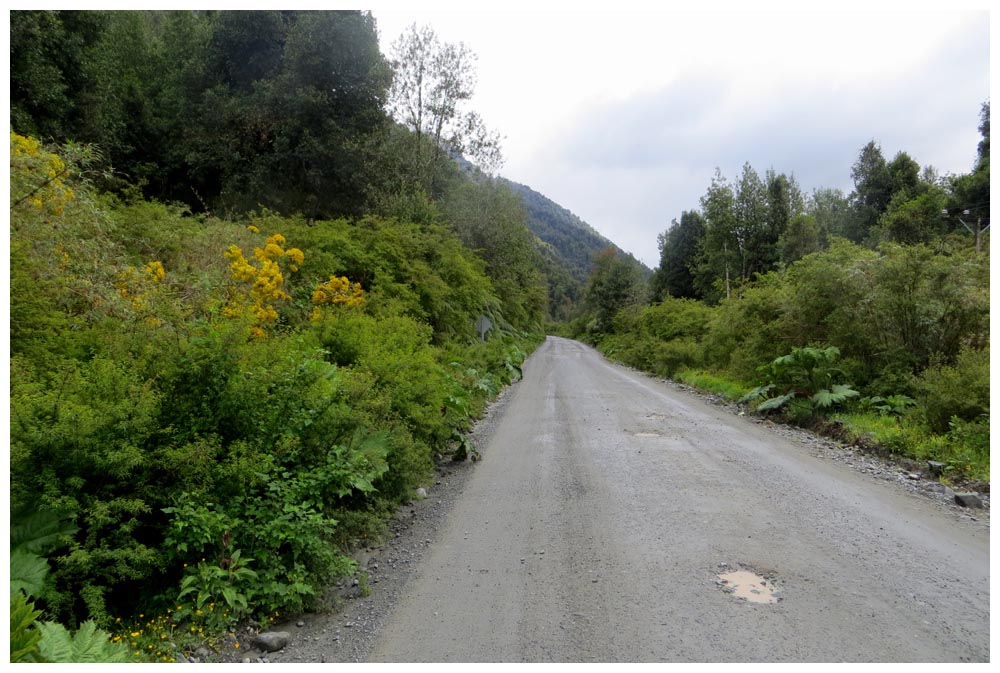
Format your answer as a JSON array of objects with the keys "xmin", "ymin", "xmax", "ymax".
[
  {"xmin": 912, "ymin": 346, "xmax": 990, "ymax": 433},
  {"xmin": 740, "ymin": 346, "xmax": 859, "ymax": 423},
  {"xmin": 650, "ymin": 338, "xmax": 703, "ymax": 378}
]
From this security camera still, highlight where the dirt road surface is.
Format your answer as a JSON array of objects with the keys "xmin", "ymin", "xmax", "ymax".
[{"xmin": 288, "ymin": 337, "xmax": 990, "ymax": 662}]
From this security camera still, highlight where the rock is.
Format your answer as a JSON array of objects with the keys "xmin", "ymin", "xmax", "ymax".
[
  {"xmin": 242, "ymin": 658, "xmax": 252, "ymax": 664},
  {"xmin": 253, "ymin": 631, "xmax": 291, "ymax": 653},
  {"xmin": 415, "ymin": 487, "xmax": 428, "ymax": 499},
  {"xmin": 907, "ymin": 473, "xmax": 920, "ymax": 480},
  {"xmin": 296, "ymin": 620, "xmax": 306, "ymax": 628},
  {"xmin": 195, "ymin": 646, "xmax": 211, "ymax": 659},
  {"xmin": 954, "ymin": 493, "xmax": 984, "ymax": 509},
  {"xmin": 927, "ymin": 461, "xmax": 947, "ymax": 476}
]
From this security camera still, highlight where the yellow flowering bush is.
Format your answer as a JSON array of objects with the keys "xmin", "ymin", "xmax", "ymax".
[
  {"xmin": 10, "ymin": 132, "xmax": 75, "ymax": 217},
  {"xmin": 223, "ymin": 231, "xmax": 303, "ymax": 338},
  {"xmin": 113, "ymin": 260, "xmax": 167, "ymax": 327},
  {"xmin": 310, "ymin": 275, "xmax": 365, "ymax": 321}
]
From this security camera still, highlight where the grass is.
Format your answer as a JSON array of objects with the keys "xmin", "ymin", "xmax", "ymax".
[
  {"xmin": 832, "ymin": 412, "xmax": 988, "ymax": 483},
  {"xmin": 674, "ymin": 369, "xmax": 750, "ymax": 401}
]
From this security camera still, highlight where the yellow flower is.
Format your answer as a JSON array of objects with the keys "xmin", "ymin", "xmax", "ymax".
[
  {"xmin": 247, "ymin": 225, "xmax": 260, "ymax": 233},
  {"xmin": 144, "ymin": 261, "xmax": 165, "ymax": 283}
]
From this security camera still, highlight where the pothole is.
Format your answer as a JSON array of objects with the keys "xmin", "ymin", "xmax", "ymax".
[{"xmin": 715, "ymin": 565, "xmax": 781, "ymax": 604}]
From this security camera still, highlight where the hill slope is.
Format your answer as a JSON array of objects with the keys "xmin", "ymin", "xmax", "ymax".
[{"xmin": 501, "ymin": 178, "xmax": 648, "ymax": 320}]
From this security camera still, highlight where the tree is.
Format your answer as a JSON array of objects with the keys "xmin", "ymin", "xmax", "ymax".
[
  {"xmin": 164, "ymin": 10, "xmax": 392, "ymax": 218},
  {"xmin": 440, "ymin": 179, "xmax": 547, "ymax": 330},
  {"xmin": 947, "ymin": 100, "xmax": 990, "ymax": 234},
  {"xmin": 808, "ymin": 187, "xmax": 855, "ymax": 242},
  {"xmin": 650, "ymin": 210, "xmax": 705, "ymax": 301},
  {"xmin": 585, "ymin": 248, "xmax": 646, "ymax": 334},
  {"xmin": 765, "ymin": 170, "xmax": 805, "ymax": 254},
  {"xmin": 695, "ymin": 169, "xmax": 738, "ymax": 301},
  {"xmin": 9, "ymin": 10, "xmax": 109, "ymax": 140},
  {"xmin": 850, "ymin": 140, "xmax": 893, "ymax": 240},
  {"xmin": 778, "ymin": 213, "xmax": 824, "ymax": 264},
  {"xmin": 878, "ymin": 189, "xmax": 948, "ymax": 245},
  {"xmin": 387, "ymin": 23, "xmax": 503, "ymax": 195},
  {"xmin": 886, "ymin": 151, "xmax": 921, "ymax": 200}
]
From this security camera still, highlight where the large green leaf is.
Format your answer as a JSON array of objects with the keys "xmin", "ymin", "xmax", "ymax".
[
  {"xmin": 9, "ymin": 548, "xmax": 50, "ymax": 598},
  {"xmin": 10, "ymin": 592, "xmax": 44, "ymax": 663},
  {"xmin": 738, "ymin": 384, "xmax": 773, "ymax": 404},
  {"xmin": 10, "ymin": 509, "xmax": 78, "ymax": 555},
  {"xmin": 36, "ymin": 620, "xmax": 131, "ymax": 663},
  {"xmin": 812, "ymin": 384, "xmax": 860, "ymax": 408},
  {"xmin": 757, "ymin": 392, "xmax": 796, "ymax": 413}
]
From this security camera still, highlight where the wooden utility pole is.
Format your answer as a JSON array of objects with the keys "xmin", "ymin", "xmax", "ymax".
[{"xmin": 959, "ymin": 215, "xmax": 990, "ymax": 254}]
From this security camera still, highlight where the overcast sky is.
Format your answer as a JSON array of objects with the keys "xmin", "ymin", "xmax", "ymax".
[{"xmin": 371, "ymin": 4, "xmax": 990, "ymax": 267}]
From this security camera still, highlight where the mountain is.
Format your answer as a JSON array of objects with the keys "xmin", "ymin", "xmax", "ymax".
[{"xmin": 500, "ymin": 178, "xmax": 649, "ymax": 321}]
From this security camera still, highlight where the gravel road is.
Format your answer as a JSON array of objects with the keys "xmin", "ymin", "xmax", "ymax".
[{"xmin": 265, "ymin": 336, "xmax": 989, "ymax": 663}]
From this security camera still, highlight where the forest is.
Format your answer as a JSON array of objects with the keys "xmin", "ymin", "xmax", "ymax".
[{"xmin": 8, "ymin": 8, "xmax": 990, "ymax": 663}]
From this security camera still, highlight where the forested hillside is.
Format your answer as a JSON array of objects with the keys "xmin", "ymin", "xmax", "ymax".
[
  {"xmin": 568, "ymin": 105, "xmax": 989, "ymax": 486},
  {"xmin": 8, "ymin": 9, "xmax": 557, "ymax": 662},
  {"xmin": 502, "ymin": 179, "xmax": 646, "ymax": 320}
]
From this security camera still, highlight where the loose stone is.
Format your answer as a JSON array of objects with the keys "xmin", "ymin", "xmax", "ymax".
[
  {"xmin": 954, "ymin": 493, "xmax": 984, "ymax": 509},
  {"xmin": 253, "ymin": 631, "xmax": 291, "ymax": 653}
]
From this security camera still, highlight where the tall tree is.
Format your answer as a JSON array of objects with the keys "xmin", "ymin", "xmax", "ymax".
[
  {"xmin": 9, "ymin": 10, "xmax": 109, "ymax": 140},
  {"xmin": 586, "ymin": 248, "xmax": 646, "ymax": 333},
  {"xmin": 850, "ymin": 140, "xmax": 893, "ymax": 241},
  {"xmin": 809, "ymin": 187, "xmax": 856, "ymax": 242},
  {"xmin": 733, "ymin": 162, "xmax": 769, "ymax": 280},
  {"xmin": 886, "ymin": 151, "xmax": 921, "ymax": 200},
  {"xmin": 651, "ymin": 211, "xmax": 705, "ymax": 301},
  {"xmin": 695, "ymin": 168, "xmax": 738, "ymax": 301},
  {"xmin": 778, "ymin": 213, "xmax": 824, "ymax": 264},
  {"xmin": 387, "ymin": 23, "xmax": 503, "ymax": 196},
  {"xmin": 947, "ymin": 100, "xmax": 990, "ymax": 232}
]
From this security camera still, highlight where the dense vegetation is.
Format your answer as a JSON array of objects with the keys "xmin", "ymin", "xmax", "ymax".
[
  {"xmin": 9, "ymin": 9, "xmax": 547, "ymax": 662},
  {"xmin": 568, "ymin": 105, "xmax": 990, "ymax": 482}
]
